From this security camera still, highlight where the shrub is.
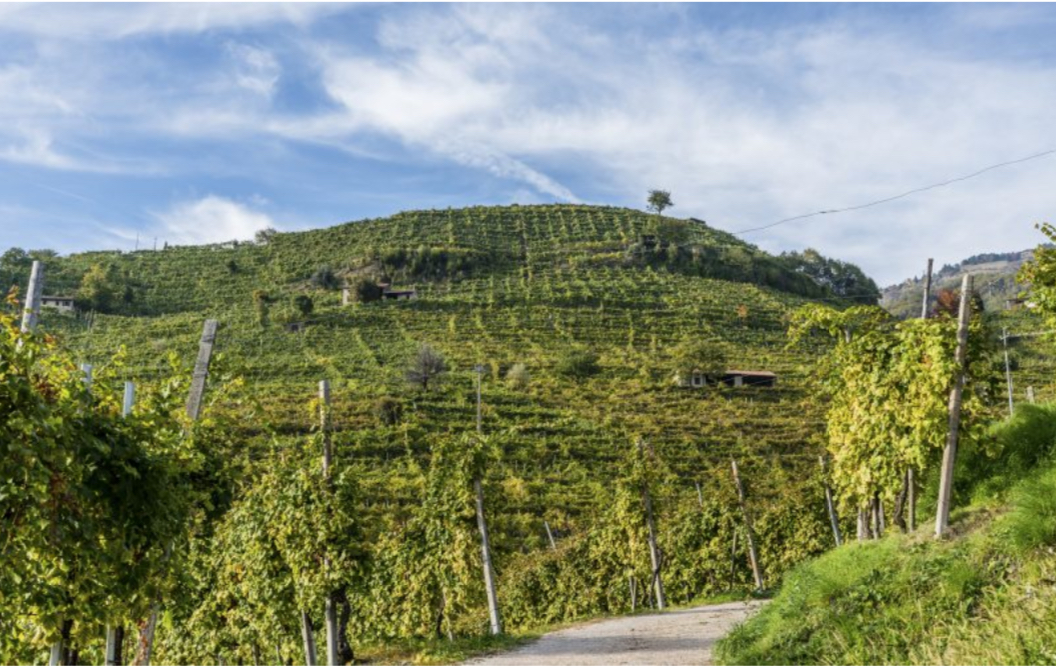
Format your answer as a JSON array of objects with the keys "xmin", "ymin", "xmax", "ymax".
[
  {"xmin": 555, "ymin": 348, "xmax": 600, "ymax": 379},
  {"xmin": 348, "ymin": 277, "xmax": 384, "ymax": 304},
  {"xmin": 406, "ymin": 344, "xmax": 447, "ymax": 391},
  {"xmin": 505, "ymin": 363, "xmax": 530, "ymax": 391},
  {"xmin": 293, "ymin": 294, "xmax": 314, "ymax": 318},
  {"xmin": 310, "ymin": 266, "xmax": 339, "ymax": 290},
  {"xmin": 375, "ymin": 396, "xmax": 404, "ymax": 426}
]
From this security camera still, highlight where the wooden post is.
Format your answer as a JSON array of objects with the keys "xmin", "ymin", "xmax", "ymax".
[
  {"xmin": 935, "ymin": 274, "xmax": 973, "ymax": 539},
  {"xmin": 920, "ymin": 258, "xmax": 934, "ymax": 319},
  {"xmin": 136, "ymin": 320, "xmax": 219, "ymax": 666},
  {"xmin": 544, "ymin": 520, "xmax": 557, "ymax": 551},
  {"xmin": 906, "ymin": 258, "xmax": 933, "ymax": 533},
  {"xmin": 819, "ymin": 456, "xmax": 842, "ymax": 546},
  {"xmin": 186, "ymin": 319, "xmax": 219, "ymax": 420},
  {"xmin": 1003, "ymin": 328, "xmax": 1014, "ymax": 417},
  {"xmin": 473, "ymin": 365, "xmax": 503, "ymax": 635},
  {"xmin": 106, "ymin": 383, "xmax": 135, "ymax": 666},
  {"xmin": 1028, "ymin": 386, "xmax": 1036, "ymax": 404},
  {"xmin": 728, "ymin": 530, "xmax": 739, "ymax": 590},
  {"xmin": 695, "ymin": 481, "xmax": 704, "ymax": 509},
  {"xmin": 300, "ymin": 612, "xmax": 318, "ymax": 666},
  {"xmin": 319, "ymin": 380, "xmax": 339, "ymax": 666},
  {"xmin": 638, "ymin": 440, "xmax": 666, "ymax": 610},
  {"xmin": 21, "ymin": 260, "xmax": 44, "ymax": 333},
  {"xmin": 730, "ymin": 459, "xmax": 764, "ymax": 591}
]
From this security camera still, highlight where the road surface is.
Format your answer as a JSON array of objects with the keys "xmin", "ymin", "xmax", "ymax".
[{"xmin": 467, "ymin": 601, "xmax": 762, "ymax": 666}]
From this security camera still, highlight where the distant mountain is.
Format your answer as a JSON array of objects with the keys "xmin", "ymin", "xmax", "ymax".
[{"xmin": 882, "ymin": 249, "xmax": 1036, "ymax": 318}]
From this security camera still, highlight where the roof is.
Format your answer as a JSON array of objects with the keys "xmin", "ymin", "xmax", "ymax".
[
  {"xmin": 42, "ymin": 295, "xmax": 76, "ymax": 300},
  {"xmin": 724, "ymin": 370, "xmax": 777, "ymax": 378}
]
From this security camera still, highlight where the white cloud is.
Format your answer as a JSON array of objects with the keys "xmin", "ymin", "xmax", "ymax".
[
  {"xmin": 153, "ymin": 196, "xmax": 276, "ymax": 246},
  {"xmin": 226, "ymin": 43, "xmax": 281, "ymax": 96},
  {"xmin": 0, "ymin": 4, "xmax": 335, "ymax": 40}
]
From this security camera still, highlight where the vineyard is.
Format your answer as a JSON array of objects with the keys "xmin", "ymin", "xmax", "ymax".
[{"xmin": 3, "ymin": 204, "xmax": 1050, "ymax": 665}]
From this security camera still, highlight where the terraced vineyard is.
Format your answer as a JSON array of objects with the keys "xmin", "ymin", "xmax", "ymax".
[{"xmin": 4, "ymin": 205, "xmax": 921, "ymax": 662}]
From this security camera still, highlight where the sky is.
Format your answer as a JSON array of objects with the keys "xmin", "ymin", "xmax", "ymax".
[{"xmin": 2, "ymin": 3, "xmax": 1056, "ymax": 285}]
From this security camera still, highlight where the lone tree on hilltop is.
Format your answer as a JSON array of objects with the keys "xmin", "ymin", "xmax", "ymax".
[
  {"xmin": 406, "ymin": 343, "xmax": 448, "ymax": 391},
  {"xmin": 647, "ymin": 189, "xmax": 673, "ymax": 217}
]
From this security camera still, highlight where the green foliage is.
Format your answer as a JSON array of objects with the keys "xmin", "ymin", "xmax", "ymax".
[
  {"xmin": 293, "ymin": 294, "xmax": 314, "ymax": 318},
  {"xmin": 668, "ymin": 337, "xmax": 727, "ymax": 384},
  {"xmin": 778, "ymin": 248, "xmax": 881, "ymax": 305},
  {"xmin": 0, "ymin": 298, "xmax": 192, "ymax": 663},
  {"xmin": 646, "ymin": 190, "xmax": 673, "ymax": 216},
  {"xmin": 789, "ymin": 303, "xmax": 998, "ymax": 514},
  {"xmin": 252, "ymin": 289, "xmax": 272, "ymax": 328},
  {"xmin": 348, "ymin": 277, "xmax": 384, "ymax": 304},
  {"xmin": 374, "ymin": 396, "xmax": 404, "ymax": 426},
  {"xmin": 78, "ymin": 263, "xmax": 120, "ymax": 313},
  {"xmin": 555, "ymin": 348, "xmax": 600, "ymax": 379},
  {"xmin": 405, "ymin": 344, "xmax": 448, "ymax": 391},
  {"xmin": 310, "ymin": 266, "xmax": 339, "ymax": 290},
  {"xmin": 1020, "ymin": 222, "xmax": 1056, "ymax": 328},
  {"xmin": 1000, "ymin": 465, "xmax": 1056, "ymax": 551}
]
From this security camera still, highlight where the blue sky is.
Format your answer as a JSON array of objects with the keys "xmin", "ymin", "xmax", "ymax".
[{"xmin": 2, "ymin": 3, "xmax": 1056, "ymax": 284}]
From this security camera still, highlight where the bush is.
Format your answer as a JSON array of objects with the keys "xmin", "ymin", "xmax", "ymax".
[
  {"xmin": 293, "ymin": 294, "xmax": 314, "ymax": 318},
  {"xmin": 555, "ymin": 348, "xmax": 600, "ymax": 379},
  {"xmin": 348, "ymin": 277, "xmax": 384, "ymax": 304},
  {"xmin": 505, "ymin": 363, "xmax": 530, "ymax": 391},
  {"xmin": 374, "ymin": 396, "xmax": 404, "ymax": 426}
]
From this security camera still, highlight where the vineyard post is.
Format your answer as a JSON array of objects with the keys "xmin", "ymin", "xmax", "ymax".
[
  {"xmin": 544, "ymin": 520, "xmax": 557, "ymax": 551},
  {"xmin": 300, "ymin": 614, "xmax": 318, "ymax": 666},
  {"xmin": 1003, "ymin": 328, "xmax": 1014, "ymax": 416},
  {"xmin": 1028, "ymin": 386, "xmax": 1036, "ymax": 404},
  {"xmin": 935, "ymin": 274, "xmax": 973, "ymax": 539},
  {"xmin": 638, "ymin": 439, "xmax": 666, "ymax": 610},
  {"xmin": 727, "ymin": 531, "xmax": 738, "ymax": 591},
  {"xmin": 319, "ymin": 380, "xmax": 339, "ymax": 666},
  {"xmin": 907, "ymin": 258, "xmax": 933, "ymax": 532},
  {"xmin": 730, "ymin": 459, "xmax": 763, "ymax": 591},
  {"xmin": 856, "ymin": 510, "xmax": 868, "ymax": 541},
  {"xmin": 819, "ymin": 456, "xmax": 842, "ymax": 546},
  {"xmin": 135, "ymin": 319, "xmax": 218, "ymax": 666},
  {"xmin": 474, "ymin": 365, "xmax": 503, "ymax": 635},
  {"xmin": 695, "ymin": 481, "xmax": 704, "ymax": 509},
  {"xmin": 20, "ymin": 260, "xmax": 44, "ymax": 334},
  {"xmin": 105, "ymin": 382, "xmax": 135, "ymax": 666}
]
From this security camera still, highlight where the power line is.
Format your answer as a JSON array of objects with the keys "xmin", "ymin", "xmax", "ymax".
[{"xmin": 733, "ymin": 147, "xmax": 1056, "ymax": 236}]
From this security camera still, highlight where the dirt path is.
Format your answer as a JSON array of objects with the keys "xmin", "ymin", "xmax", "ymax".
[{"xmin": 467, "ymin": 601, "xmax": 763, "ymax": 666}]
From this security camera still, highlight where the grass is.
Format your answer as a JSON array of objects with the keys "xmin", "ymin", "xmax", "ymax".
[
  {"xmin": 356, "ymin": 632, "xmax": 535, "ymax": 665},
  {"xmin": 715, "ymin": 405, "xmax": 1056, "ymax": 665}
]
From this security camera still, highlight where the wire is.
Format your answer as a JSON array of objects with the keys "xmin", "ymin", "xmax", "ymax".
[{"xmin": 733, "ymin": 148, "xmax": 1056, "ymax": 235}]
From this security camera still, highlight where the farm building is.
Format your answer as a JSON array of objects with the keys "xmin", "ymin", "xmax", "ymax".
[
  {"xmin": 41, "ymin": 296, "xmax": 77, "ymax": 313},
  {"xmin": 677, "ymin": 369, "xmax": 777, "ymax": 388}
]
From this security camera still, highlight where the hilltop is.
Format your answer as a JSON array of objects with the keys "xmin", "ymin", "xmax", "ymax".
[{"xmin": 882, "ymin": 249, "xmax": 1035, "ymax": 318}]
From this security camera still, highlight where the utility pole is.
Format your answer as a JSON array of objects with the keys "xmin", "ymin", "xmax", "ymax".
[
  {"xmin": 473, "ymin": 365, "xmax": 502, "ymax": 635},
  {"xmin": 935, "ymin": 274, "xmax": 973, "ymax": 539},
  {"xmin": 1003, "ymin": 328, "xmax": 1014, "ymax": 416},
  {"xmin": 21, "ymin": 260, "xmax": 44, "ymax": 334}
]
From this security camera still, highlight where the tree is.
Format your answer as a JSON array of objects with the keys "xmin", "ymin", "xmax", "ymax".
[
  {"xmin": 254, "ymin": 227, "xmax": 278, "ymax": 245},
  {"xmin": 293, "ymin": 294, "xmax": 314, "ymax": 319},
  {"xmin": 78, "ymin": 263, "xmax": 119, "ymax": 313},
  {"xmin": 779, "ymin": 249, "xmax": 881, "ymax": 305},
  {"xmin": 310, "ymin": 267, "xmax": 339, "ymax": 290},
  {"xmin": 669, "ymin": 338, "xmax": 727, "ymax": 385},
  {"xmin": 406, "ymin": 344, "xmax": 447, "ymax": 391},
  {"xmin": 646, "ymin": 190, "xmax": 673, "ymax": 216},
  {"xmin": 348, "ymin": 277, "xmax": 384, "ymax": 304}
]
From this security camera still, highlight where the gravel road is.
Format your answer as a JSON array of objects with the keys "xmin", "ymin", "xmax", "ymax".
[{"xmin": 466, "ymin": 601, "xmax": 763, "ymax": 666}]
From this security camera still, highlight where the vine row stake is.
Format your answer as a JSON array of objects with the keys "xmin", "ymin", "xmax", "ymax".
[
  {"xmin": 21, "ymin": 260, "xmax": 44, "ymax": 334},
  {"xmin": 819, "ymin": 456, "xmax": 842, "ymax": 547},
  {"xmin": 730, "ymin": 459, "xmax": 764, "ymax": 591},
  {"xmin": 474, "ymin": 365, "xmax": 503, "ymax": 635},
  {"xmin": 1003, "ymin": 327, "xmax": 1014, "ymax": 416},
  {"xmin": 638, "ymin": 439, "xmax": 666, "ymax": 610},
  {"xmin": 105, "ymin": 383, "xmax": 135, "ymax": 666},
  {"xmin": 935, "ymin": 274, "xmax": 973, "ymax": 539},
  {"xmin": 135, "ymin": 319, "xmax": 219, "ymax": 666},
  {"xmin": 544, "ymin": 520, "xmax": 557, "ymax": 551},
  {"xmin": 320, "ymin": 380, "xmax": 339, "ymax": 666},
  {"xmin": 908, "ymin": 257, "xmax": 934, "ymax": 533},
  {"xmin": 1028, "ymin": 386, "xmax": 1036, "ymax": 404}
]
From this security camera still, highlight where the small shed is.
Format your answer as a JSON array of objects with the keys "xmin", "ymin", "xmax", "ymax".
[
  {"xmin": 722, "ymin": 370, "xmax": 777, "ymax": 388},
  {"xmin": 41, "ymin": 296, "xmax": 77, "ymax": 313}
]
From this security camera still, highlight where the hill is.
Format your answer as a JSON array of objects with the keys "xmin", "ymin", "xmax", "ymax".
[
  {"xmin": 882, "ymin": 249, "xmax": 1035, "ymax": 318},
  {"xmin": 0, "ymin": 204, "xmax": 918, "ymax": 662}
]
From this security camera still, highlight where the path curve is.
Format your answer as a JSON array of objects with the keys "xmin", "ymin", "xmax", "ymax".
[{"xmin": 467, "ymin": 601, "xmax": 763, "ymax": 666}]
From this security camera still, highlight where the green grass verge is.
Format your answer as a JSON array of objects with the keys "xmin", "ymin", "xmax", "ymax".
[{"xmin": 715, "ymin": 406, "xmax": 1056, "ymax": 665}]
